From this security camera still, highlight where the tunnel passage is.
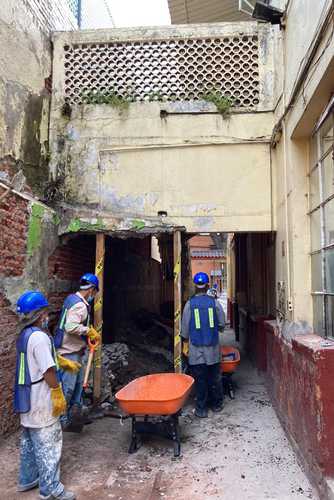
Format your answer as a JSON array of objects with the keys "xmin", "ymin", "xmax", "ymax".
[
  {"xmin": 101, "ymin": 234, "xmax": 178, "ymax": 378},
  {"xmin": 103, "ymin": 235, "xmax": 172, "ymax": 342}
]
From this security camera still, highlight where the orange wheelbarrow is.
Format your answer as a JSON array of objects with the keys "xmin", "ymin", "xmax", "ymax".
[
  {"xmin": 220, "ymin": 346, "xmax": 240, "ymax": 400},
  {"xmin": 116, "ymin": 373, "xmax": 194, "ymax": 457}
]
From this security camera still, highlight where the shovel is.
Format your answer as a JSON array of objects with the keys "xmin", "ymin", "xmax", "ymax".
[{"xmin": 83, "ymin": 337, "xmax": 99, "ymax": 389}]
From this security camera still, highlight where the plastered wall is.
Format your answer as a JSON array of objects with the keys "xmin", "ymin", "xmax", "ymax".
[{"xmin": 49, "ymin": 102, "xmax": 274, "ymax": 233}]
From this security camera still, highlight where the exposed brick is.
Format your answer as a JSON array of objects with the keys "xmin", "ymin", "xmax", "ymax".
[
  {"xmin": 0, "ymin": 199, "xmax": 96, "ymax": 435},
  {"xmin": 47, "ymin": 236, "xmax": 96, "ymax": 325},
  {"xmin": 0, "ymin": 293, "xmax": 19, "ymax": 434},
  {"xmin": 0, "ymin": 190, "xmax": 30, "ymax": 434},
  {"xmin": 0, "ymin": 188, "xmax": 29, "ymax": 277}
]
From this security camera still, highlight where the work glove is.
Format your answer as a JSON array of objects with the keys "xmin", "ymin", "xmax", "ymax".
[
  {"xmin": 182, "ymin": 340, "xmax": 189, "ymax": 357},
  {"xmin": 57, "ymin": 355, "xmax": 81, "ymax": 373},
  {"xmin": 88, "ymin": 326, "xmax": 101, "ymax": 344},
  {"xmin": 50, "ymin": 385, "xmax": 67, "ymax": 417}
]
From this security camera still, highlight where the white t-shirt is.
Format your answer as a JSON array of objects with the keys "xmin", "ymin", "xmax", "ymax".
[{"xmin": 20, "ymin": 330, "xmax": 58, "ymax": 429}]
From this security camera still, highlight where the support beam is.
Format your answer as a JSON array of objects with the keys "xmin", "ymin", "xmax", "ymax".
[
  {"xmin": 93, "ymin": 233, "xmax": 105, "ymax": 402},
  {"xmin": 173, "ymin": 230, "xmax": 182, "ymax": 373}
]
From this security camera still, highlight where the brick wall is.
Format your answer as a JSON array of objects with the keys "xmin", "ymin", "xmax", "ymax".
[
  {"xmin": 0, "ymin": 188, "xmax": 29, "ymax": 277},
  {"xmin": 48, "ymin": 235, "xmax": 96, "ymax": 316},
  {"xmin": 0, "ymin": 188, "xmax": 30, "ymax": 434},
  {"xmin": 0, "ymin": 187, "xmax": 99, "ymax": 435},
  {"xmin": 0, "ymin": 293, "xmax": 20, "ymax": 433}
]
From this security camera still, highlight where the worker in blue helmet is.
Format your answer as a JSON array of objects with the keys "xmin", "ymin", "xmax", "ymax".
[
  {"xmin": 55, "ymin": 273, "xmax": 101, "ymax": 432},
  {"xmin": 15, "ymin": 290, "xmax": 78, "ymax": 500},
  {"xmin": 181, "ymin": 272, "xmax": 225, "ymax": 418}
]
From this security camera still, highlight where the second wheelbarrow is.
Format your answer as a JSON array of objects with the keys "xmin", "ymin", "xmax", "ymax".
[
  {"xmin": 220, "ymin": 346, "xmax": 241, "ymax": 399},
  {"xmin": 115, "ymin": 373, "xmax": 194, "ymax": 457}
]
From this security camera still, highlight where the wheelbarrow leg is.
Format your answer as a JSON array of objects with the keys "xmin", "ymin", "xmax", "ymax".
[
  {"xmin": 171, "ymin": 415, "xmax": 181, "ymax": 458},
  {"xmin": 129, "ymin": 417, "xmax": 139, "ymax": 454},
  {"xmin": 228, "ymin": 376, "xmax": 235, "ymax": 400}
]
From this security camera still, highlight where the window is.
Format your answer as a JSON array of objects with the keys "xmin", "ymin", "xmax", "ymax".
[{"xmin": 309, "ymin": 104, "xmax": 334, "ymax": 337}]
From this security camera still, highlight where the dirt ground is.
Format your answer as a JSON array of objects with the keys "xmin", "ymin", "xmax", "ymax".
[{"xmin": 0, "ymin": 330, "xmax": 317, "ymax": 500}]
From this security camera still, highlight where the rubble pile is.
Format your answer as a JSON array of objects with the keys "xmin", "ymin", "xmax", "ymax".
[{"xmin": 99, "ymin": 310, "xmax": 174, "ymax": 402}]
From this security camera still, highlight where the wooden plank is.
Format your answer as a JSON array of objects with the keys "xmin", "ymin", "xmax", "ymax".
[
  {"xmin": 173, "ymin": 230, "xmax": 182, "ymax": 373},
  {"xmin": 93, "ymin": 233, "xmax": 105, "ymax": 402}
]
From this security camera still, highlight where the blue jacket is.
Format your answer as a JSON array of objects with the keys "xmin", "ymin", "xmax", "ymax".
[
  {"xmin": 189, "ymin": 294, "xmax": 219, "ymax": 346},
  {"xmin": 14, "ymin": 327, "xmax": 60, "ymax": 414},
  {"xmin": 54, "ymin": 294, "xmax": 89, "ymax": 349}
]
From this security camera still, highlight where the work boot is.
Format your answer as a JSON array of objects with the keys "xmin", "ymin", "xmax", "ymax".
[
  {"xmin": 39, "ymin": 490, "xmax": 76, "ymax": 499},
  {"xmin": 62, "ymin": 422, "xmax": 83, "ymax": 433},
  {"xmin": 63, "ymin": 405, "xmax": 88, "ymax": 432},
  {"xmin": 195, "ymin": 408, "xmax": 208, "ymax": 418},
  {"xmin": 211, "ymin": 404, "xmax": 224, "ymax": 413}
]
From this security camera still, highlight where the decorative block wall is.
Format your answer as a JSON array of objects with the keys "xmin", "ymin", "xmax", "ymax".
[{"xmin": 63, "ymin": 34, "xmax": 260, "ymax": 107}]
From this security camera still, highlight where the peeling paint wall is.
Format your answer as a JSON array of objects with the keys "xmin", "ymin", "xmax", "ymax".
[
  {"xmin": 51, "ymin": 103, "xmax": 272, "ymax": 231},
  {"xmin": 0, "ymin": 0, "xmax": 78, "ymax": 196},
  {"xmin": 0, "ymin": 185, "xmax": 60, "ymax": 434},
  {"xmin": 0, "ymin": 188, "xmax": 60, "ymax": 308},
  {"xmin": 50, "ymin": 102, "xmax": 274, "ymax": 233},
  {"xmin": 49, "ymin": 23, "xmax": 276, "ymax": 234}
]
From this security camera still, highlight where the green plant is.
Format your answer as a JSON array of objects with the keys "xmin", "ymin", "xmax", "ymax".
[
  {"xmin": 201, "ymin": 91, "xmax": 233, "ymax": 116},
  {"xmin": 147, "ymin": 90, "xmax": 165, "ymax": 102},
  {"xmin": 81, "ymin": 89, "xmax": 134, "ymax": 111}
]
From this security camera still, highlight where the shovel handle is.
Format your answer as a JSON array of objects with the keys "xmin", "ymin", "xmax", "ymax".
[{"xmin": 83, "ymin": 349, "xmax": 94, "ymax": 389}]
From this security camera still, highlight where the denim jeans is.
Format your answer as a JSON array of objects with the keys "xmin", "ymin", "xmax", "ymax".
[
  {"xmin": 19, "ymin": 420, "xmax": 64, "ymax": 498},
  {"xmin": 60, "ymin": 352, "xmax": 84, "ymax": 426},
  {"xmin": 191, "ymin": 363, "xmax": 223, "ymax": 411}
]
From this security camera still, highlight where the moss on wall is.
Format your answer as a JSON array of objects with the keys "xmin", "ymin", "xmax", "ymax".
[
  {"xmin": 22, "ymin": 94, "xmax": 49, "ymax": 196},
  {"xmin": 27, "ymin": 204, "xmax": 46, "ymax": 256},
  {"xmin": 65, "ymin": 217, "xmax": 106, "ymax": 233},
  {"xmin": 131, "ymin": 219, "xmax": 145, "ymax": 230},
  {"xmin": 27, "ymin": 203, "xmax": 60, "ymax": 256}
]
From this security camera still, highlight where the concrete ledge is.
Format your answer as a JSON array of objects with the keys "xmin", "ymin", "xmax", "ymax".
[{"xmin": 264, "ymin": 321, "xmax": 334, "ymax": 498}]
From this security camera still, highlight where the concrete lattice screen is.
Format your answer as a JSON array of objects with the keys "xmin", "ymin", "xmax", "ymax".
[{"xmin": 63, "ymin": 34, "xmax": 260, "ymax": 107}]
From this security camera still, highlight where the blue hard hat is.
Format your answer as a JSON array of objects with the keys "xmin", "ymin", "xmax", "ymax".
[
  {"xmin": 80, "ymin": 273, "xmax": 99, "ymax": 291},
  {"xmin": 193, "ymin": 272, "xmax": 209, "ymax": 287},
  {"xmin": 17, "ymin": 291, "xmax": 49, "ymax": 315}
]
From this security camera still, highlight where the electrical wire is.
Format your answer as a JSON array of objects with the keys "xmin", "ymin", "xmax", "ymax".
[
  {"xmin": 286, "ymin": 0, "xmax": 333, "ymax": 106},
  {"xmin": 102, "ymin": 0, "xmax": 115, "ymax": 26}
]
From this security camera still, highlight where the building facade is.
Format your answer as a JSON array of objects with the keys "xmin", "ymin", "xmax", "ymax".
[
  {"xmin": 189, "ymin": 235, "xmax": 226, "ymax": 291},
  {"xmin": 1, "ymin": 0, "xmax": 334, "ymax": 495}
]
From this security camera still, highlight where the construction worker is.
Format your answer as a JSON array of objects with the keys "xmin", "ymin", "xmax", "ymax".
[
  {"xmin": 15, "ymin": 290, "xmax": 80, "ymax": 500},
  {"xmin": 55, "ymin": 273, "xmax": 101, "ymax": 432},
  {"xmin": 181, "ymin": 272, "xmax": 225, "ymax": 418}
]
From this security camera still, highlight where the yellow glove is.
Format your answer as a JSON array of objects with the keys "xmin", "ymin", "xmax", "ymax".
[
  {"xmin": 182, "ymin": 341, "xmax": 189, "ymax": 357},
  {"xmin": 57, "ymin": 355, "xmax": 81, "ymax": 373},
  {"xmin": 50, "ymin": 385, "xmax": 67, "ymax": 417},
  {"xmin": 88, "ymin": 326, "xmax": 101, "ymax": 344}
]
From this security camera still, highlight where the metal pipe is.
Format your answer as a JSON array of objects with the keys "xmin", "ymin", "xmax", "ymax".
[
  {"xmin": 281, "ymin": 26, "xmax": 292, "ymax": 319},
  {"xmin": 317, "ymin": 132, "xmax": 327, "ymax": 336}
]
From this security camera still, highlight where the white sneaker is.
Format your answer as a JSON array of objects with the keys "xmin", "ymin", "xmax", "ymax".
[{"xmin": 39, "ymin": 490, "xmax": 76, "ymax": 500}]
